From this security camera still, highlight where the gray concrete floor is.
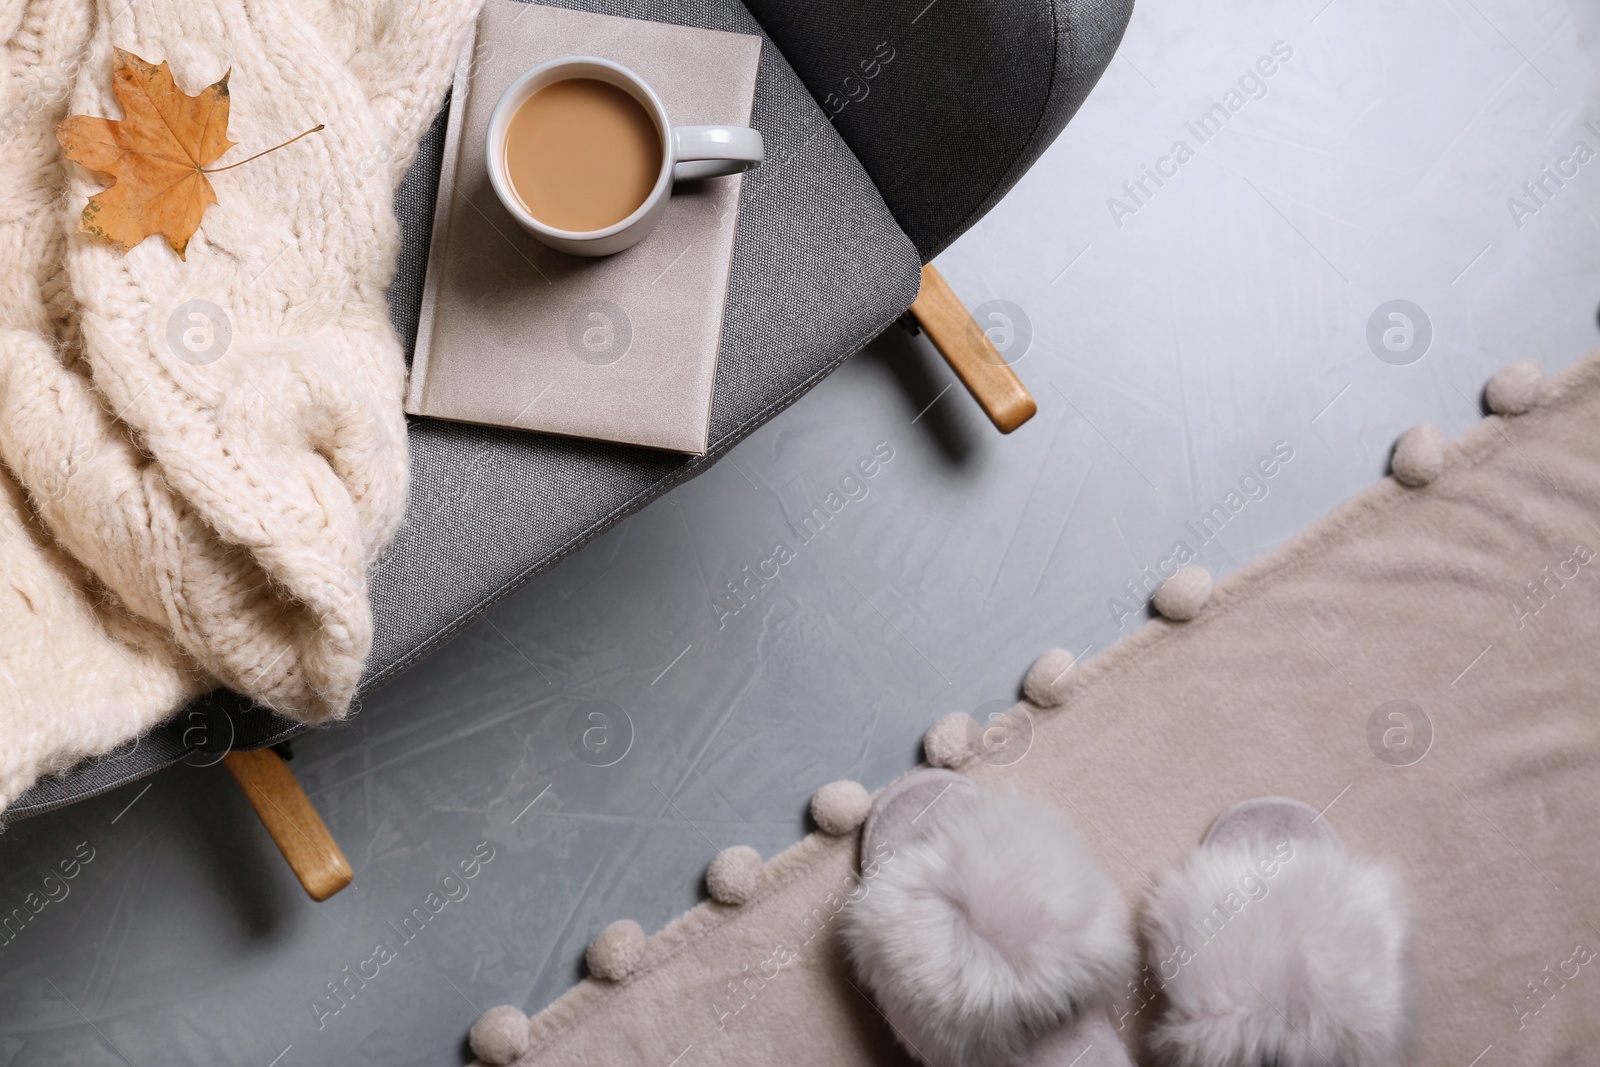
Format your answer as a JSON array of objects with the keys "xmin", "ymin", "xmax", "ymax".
[{"xmin": 3, "ymin": 0, "xmax": 1599, "ymax": 1063}]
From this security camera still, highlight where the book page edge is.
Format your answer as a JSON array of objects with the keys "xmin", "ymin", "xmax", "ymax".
[
  {"xmin": 405, "ymin": 19, "xmax": 480, "ymax": 416},
  {"xmin": 688, "ymin": 35, "xmax": 760, "ymax": 454}
]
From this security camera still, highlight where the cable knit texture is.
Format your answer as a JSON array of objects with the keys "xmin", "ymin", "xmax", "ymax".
[{"xmin": 0, "ymin": 0, "xmax": 482, "ymax": 813}]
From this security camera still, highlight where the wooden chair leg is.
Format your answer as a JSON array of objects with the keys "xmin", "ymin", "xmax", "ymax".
[
  {"xmin": 224, "ymin": 748, "xmax": 353, "ymax": 901},
  {"xmin": 908, "ymin": 263, "xmax": 1038, "ymax": 433}
]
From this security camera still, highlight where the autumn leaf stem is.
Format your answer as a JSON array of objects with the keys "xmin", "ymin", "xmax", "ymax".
[{"xmin": 202, "ymin": 123, "xmax": 325, "ymax": 173}]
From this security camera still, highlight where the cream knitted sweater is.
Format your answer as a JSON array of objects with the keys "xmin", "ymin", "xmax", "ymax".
[{"xmin": 0, "ymin": 0, "xmax": 483, "ymax": 813}]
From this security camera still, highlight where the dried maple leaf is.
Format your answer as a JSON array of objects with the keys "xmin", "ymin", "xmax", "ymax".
[{"xmin": 55, "ymin": 49, "xmax": 320, "ymax": 260}]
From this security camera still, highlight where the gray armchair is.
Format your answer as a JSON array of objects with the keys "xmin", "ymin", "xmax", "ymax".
[{"xmin": 12, "ymin": 0, "xmax": 1133, "ymax": 876}]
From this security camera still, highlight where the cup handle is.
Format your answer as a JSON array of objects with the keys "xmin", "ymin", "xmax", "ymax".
[{"xmin": 672, "ymin": 125, "xmax": 764, "ymax": 181}]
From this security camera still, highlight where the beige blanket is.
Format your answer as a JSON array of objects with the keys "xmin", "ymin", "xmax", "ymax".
[{"xmin": 505, "ymin": 352, "xmax": 1600, "ymax": 1066}]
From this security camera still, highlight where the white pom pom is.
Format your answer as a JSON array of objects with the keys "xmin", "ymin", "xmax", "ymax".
[
  {"xmin": 1485, "ymin": 360, "xmax": 1545, "ymax": 415},
  {"xmin": 586, "ymin": 919, "xmax": 646, "ymax": 980},
  {"xmin": 1392, "ymin": 423, "xmax": 1445, "ymax": 487},
  {"xmin": 706, "ymin": 845, "xmax": 764, "ymax": 905},
  {"xmin": 1022, "ymin": 647, "xmax": 1077, "ymax": 707},
  {"xmin": 811, "ymin": 780, "xmax": 871, "ymax": 835},
  {"xmin": 840, "ymin": 790, "xmax": 1135, "ymax": 1067},
  {"xmin": 923, "ymin": 712, "xmax": 975, "ymax": 769},
  {"xmin": 469, "ymin": 1005, "xmax": 529, "ymax": 1065},
  {"xmin": 1154, "ymin": 565, "xmax": 1213, "ymax": 621},
  {"xmin": 1143, "ymin": 836, "xmax": 1416, "ymax": 1067}
]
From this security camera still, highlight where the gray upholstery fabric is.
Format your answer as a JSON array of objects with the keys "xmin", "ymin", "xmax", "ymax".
[
  {"xmin": 741, "ymin": 0, "xmax": 1134, "ymax": 258},
  {"xmin": 377, "ymin": 0, "xmax": 923, "ymax": 686},
  {"xmin": 11, "ymin": 0, "xmax": 922, "ymax": 818}
]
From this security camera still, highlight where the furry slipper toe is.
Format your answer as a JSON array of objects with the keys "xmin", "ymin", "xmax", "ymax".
[
  {"xmin": 843, "ymin": 769, "xmax": 1137, "ymax": 1067},
  {"xmin": 1143, "ymin": 797, "xmax": 1419, "ymax": 1067},
  {"xmin": 1201, "ymin": 794, "xmax": 1342, "ymax": 851}
]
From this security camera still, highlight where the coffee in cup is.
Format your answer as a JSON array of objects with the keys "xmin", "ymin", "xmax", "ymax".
[
  {"xmin": 486, "ymin": 56, "xmax": 765, "ymax": 256},
  {"xmin": 503, "ymin": 78, "xmax": 663, "ymax": 232}
]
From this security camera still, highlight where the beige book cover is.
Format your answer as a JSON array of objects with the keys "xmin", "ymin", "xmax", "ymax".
[{"xmin": 405, "ymin": 1, "xmax": 762, "ymax": 454}]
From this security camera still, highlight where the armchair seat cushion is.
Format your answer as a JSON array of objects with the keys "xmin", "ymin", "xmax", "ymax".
[{"xmin": 11, "ymin": 0, "xmax": 921, "ymax": 818}]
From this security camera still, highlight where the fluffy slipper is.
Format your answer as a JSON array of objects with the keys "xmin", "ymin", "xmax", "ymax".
[
  {"xmin": 1142, "ymin": 796, "xmax": 1419, "ymax": 1067},
  {"xmin": 841, "ymin": 769, "xmax": 1137, "ymax": 1067}
]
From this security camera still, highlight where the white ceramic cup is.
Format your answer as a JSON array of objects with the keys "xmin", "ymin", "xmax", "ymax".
[{"xmin": 486, "ymin": 56, "xmax": 764, "ymax": 257}]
